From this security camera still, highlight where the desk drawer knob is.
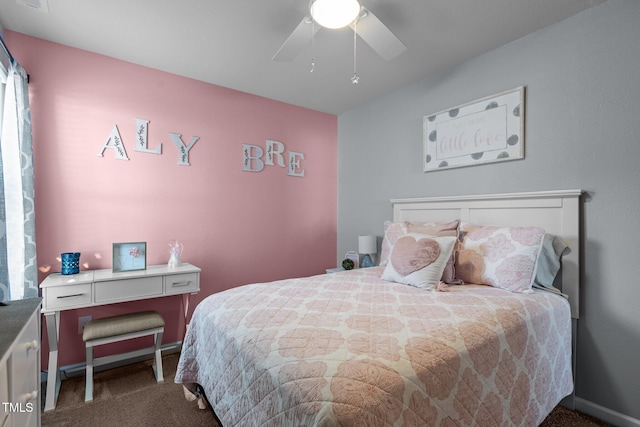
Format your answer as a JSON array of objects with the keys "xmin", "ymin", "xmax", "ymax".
[
  {"xmin": 57, "ymin": 293, "xmax": 85, "ymax": 299},
  {"xmin": 171, "ymin": 281, "xmax": 191, "ymax": 288}
]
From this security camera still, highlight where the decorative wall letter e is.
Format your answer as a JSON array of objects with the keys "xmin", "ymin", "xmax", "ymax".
[
  {"xmin": 97, "ymin": 125, "xmax": 129, "ymax": 160},
  {"xmin": 288, "ymin": 152, "xmax": 305, "ymax": 177}
]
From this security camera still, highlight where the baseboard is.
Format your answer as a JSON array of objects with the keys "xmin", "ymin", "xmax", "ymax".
[
  {"xmin": 41, "ymin": 341, "xmax": 182, "ymax": 382},
  {"xmin": 576, "ymin": 397, "xmax": 640, "ymax": 427}
]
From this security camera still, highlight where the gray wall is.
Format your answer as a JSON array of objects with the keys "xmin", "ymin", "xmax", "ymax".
[{"xmin": 337, "ymin": 0, "xmax": 640, "ymax": 422}]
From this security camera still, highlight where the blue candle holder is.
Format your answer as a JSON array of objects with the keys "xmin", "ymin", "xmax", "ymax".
[{"xmin": 61, "ymin": 252, "xmax": 81, "ymax": 275}]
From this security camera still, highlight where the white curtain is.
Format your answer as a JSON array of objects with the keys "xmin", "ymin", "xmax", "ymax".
[{"xmin": 0, "ymin": 44, "xmax": 37, "ymax": 301}]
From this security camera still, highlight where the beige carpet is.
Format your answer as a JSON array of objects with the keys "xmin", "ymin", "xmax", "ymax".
[
  {"xmin": 42, "ymin": 353, "xmax": 608, "ymax": 426},
  {"xmin": 42, "ymin": 353, "xmax": 217, "ymax": 426}
]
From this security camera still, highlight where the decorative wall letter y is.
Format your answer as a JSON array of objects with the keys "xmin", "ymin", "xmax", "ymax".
[{"xmin": 168, "ymin": 133, "xmax": 199, "ymax": 166}]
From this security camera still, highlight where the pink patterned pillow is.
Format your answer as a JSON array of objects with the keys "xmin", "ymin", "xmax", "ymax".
[
  {"xmin": 379, "ymin": 220, "xmax": 459, "ymax": 283},
  {"xmin": 455, "ymin": 222, "xmax": 546, "ymax": 293}
]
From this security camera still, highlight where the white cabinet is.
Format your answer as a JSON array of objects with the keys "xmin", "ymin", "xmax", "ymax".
[{"xmin": 0, "ymin": 298, "xmax": 41, "ymax": 427}]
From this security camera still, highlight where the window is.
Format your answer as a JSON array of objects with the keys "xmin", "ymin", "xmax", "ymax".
[{"xmin": 0, "ymin": 39, "xmax": 36, "ymax": 301}]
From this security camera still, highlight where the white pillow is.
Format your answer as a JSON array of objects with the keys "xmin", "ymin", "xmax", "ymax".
[{"xmin": 381, "ymin": 234, "xmax": 457, "ymax": 290}]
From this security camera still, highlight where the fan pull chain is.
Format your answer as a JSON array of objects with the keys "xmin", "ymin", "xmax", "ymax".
[
  {"xmin": 310, "ymin": 20, "xmax": 316, "ymax": 73},
  {"xmin": 351, "ymin": 19, "xmax": 359, "ymax": 84}
]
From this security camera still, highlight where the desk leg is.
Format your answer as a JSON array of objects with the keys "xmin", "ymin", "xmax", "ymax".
[
  {"xmin": 181, "ymin": 293, "xmax": 191, "ymax": 337},
  {"xmin": 44, "ymin": 312, "xmax": 61, "ymax": 412}
]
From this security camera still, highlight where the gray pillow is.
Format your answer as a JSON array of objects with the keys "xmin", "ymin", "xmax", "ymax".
[{"xmin": 533, "ymin": 234, "xmax": 570, "ymax": 295}]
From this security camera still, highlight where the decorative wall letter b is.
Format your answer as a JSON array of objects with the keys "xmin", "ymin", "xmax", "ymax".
[{"xmin": 243, "ymin": 144, "xmax": 264, "ymax": 172}]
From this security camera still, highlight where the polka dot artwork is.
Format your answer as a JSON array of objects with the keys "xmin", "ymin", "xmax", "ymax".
[{"xmin": 423, "ymin": 87, "xmax": 525, "ymax": 172}]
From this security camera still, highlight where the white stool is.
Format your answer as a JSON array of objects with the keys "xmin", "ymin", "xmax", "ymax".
[{"xmin": 82, "ymin": 310, "xmax": 165, "ymax": 402}]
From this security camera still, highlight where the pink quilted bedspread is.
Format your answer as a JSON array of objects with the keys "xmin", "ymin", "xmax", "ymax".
[{"xmin": 175, "ymin": 267, "xmax": 573, "ymax": 426}]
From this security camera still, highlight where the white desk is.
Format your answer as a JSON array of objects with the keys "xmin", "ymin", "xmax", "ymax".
[{"xmin": 39, "ymin": 263, "xmax": 200, "ymax": 411}]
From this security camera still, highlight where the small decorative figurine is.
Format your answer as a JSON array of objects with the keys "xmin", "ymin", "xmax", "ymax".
[{"xmin": 168, "ymin": 240, "xmax": 183, "ymax": 269}]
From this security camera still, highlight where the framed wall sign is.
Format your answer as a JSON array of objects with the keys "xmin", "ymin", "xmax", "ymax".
[
  {"xmin": 423, "ymin": 86, "xmax": 525, "ymax": 172},
  {"xmin": 113, "ymin": 242, "xmax": 147, "ymax": 272}
]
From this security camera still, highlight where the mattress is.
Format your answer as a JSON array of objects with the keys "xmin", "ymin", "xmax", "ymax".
[{"xmin": 175, "ymin": 266, "xmax": 573, "ymax": 426}]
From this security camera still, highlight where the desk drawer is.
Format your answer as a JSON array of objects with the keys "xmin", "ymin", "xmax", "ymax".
[
  {"xmin": 45, "ymin": 284, "xmax": 92, "ymax": 310},
  {"xmin": 95, "ymin": 276, "xmax": 163, "ymax": 303},
  {"xmin": 165, "ymin": 273, "xmax": 199, "ymax": 295}
]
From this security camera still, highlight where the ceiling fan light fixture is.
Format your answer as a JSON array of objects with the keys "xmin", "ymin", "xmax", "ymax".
[{"xmin": 310, "ymin": 0, "xmax": 361, "ymax": 29}]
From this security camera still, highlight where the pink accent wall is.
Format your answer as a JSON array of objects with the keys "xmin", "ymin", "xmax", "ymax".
[{"xmin": 5, "ymin": 31, "xmax": 337, "ymax": 367}]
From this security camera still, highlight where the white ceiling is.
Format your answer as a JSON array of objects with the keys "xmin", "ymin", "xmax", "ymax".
[{"xmin": 0, "ymin": 0, "xmax": 606, "ymax": 114}]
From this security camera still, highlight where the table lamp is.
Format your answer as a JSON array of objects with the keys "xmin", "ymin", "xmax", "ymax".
[{"xmin": 358, "ymin": 235, "xmax": 377, "ymax": 268}]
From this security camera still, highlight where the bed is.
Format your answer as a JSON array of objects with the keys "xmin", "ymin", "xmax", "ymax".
[{"xmin": 175, "ymin": 190, "xmax": 582, "ymax": 426}]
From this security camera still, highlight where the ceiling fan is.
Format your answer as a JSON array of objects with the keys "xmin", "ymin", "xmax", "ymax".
[{"xmin": 272, "ymin": 0, "xmax": 407, "ymax": 62}]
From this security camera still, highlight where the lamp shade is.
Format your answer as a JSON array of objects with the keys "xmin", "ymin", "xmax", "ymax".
[
  {"xmin": 310, "ymin": 0, "xmax": 361, "ymax": 29},
  {"xmin": 358, "ymin": 235, "xmax": 377, "ymax": 254}
]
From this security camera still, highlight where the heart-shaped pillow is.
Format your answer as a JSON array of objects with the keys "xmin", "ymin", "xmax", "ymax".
[
  {"xmin": 381, "ymin": 234, "xmax": 456, "ymax": 290},
  {"xmin": 390, "ymin": 236, "xmax": 441, "ymax": 276}
]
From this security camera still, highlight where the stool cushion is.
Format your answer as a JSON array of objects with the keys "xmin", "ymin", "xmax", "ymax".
[{"xmin": 83, "ymin": 310, "xmax": 165, "ymax": 342}]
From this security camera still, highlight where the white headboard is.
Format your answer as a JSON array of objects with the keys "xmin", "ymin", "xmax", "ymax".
[{"xmin": 391, "ymin": 190, "xmax": 583, "ymax": 319}]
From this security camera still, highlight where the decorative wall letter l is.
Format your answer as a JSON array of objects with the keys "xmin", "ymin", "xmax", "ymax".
[
  {"xmin": 134, "ymin": 119, "xmax": 162, "ymax": 154},
  {"xmin": 97, "ymin": 125, "xmax": 129, "ymax": 160}
]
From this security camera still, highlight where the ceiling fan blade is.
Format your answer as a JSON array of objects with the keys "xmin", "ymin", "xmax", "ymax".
[
  {"xmin": 354, "ymin": 7, "xmax": 406, "ymax": 61},
  {"xmin": 272, "ymin": 16, "xmax": 319, "ymax": 62}
]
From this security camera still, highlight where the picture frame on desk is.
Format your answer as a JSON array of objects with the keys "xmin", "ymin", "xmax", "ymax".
[
  {"xmin": 112, "ymin": 242, "xmax": 147, "ymax": 272},
  {"xmin": 344, "ymin": 251, "xmax": 359, "ymax": 269}
]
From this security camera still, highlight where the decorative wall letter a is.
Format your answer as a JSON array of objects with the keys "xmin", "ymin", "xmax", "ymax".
[{"xmin": 97, "ymin": 125, "xmax": 129, "ymax": 160}]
